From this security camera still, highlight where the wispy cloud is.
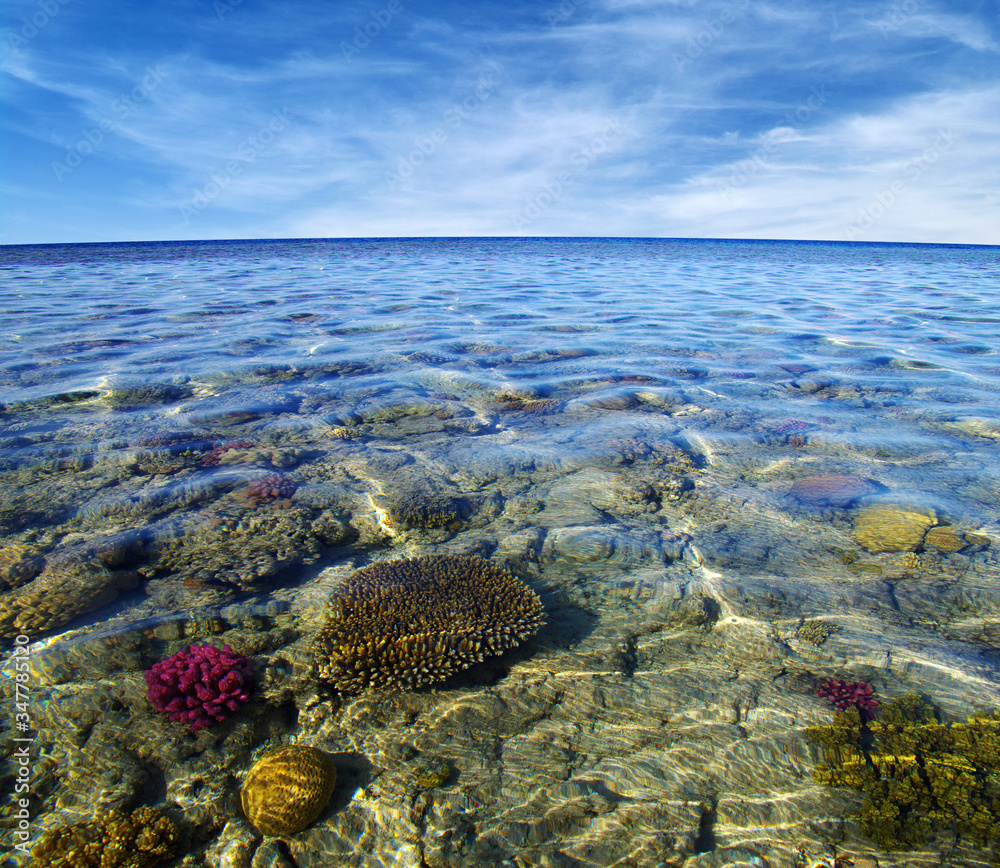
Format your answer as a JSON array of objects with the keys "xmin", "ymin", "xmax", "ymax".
[
  {"xmin": 1, "ymin": 0, "xmax": 997, "ymax": 243},
  {"xmin": 634, "ymin": 85, "xmax": 1000, "ymax": 243}
]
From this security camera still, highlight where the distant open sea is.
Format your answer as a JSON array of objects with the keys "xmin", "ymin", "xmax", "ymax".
[{"xmin": 3, "ymin": 237, "xmax": 1000, "ymax": 867}]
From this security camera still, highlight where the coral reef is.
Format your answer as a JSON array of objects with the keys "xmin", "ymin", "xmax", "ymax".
[
  {"xmin": 310, "ymin": 554, "xmax": 545, "ymax": 693},
  {"xmin": 411, "ymin": 758, "xmax": 452, "ymax": 789},
  {"xmin": 144, "ymin": 643, "xmax": 252, "ymax": 731},
  {"xmin": 0, "ymin": 542, "xmax": 44, "ymax": 589},
  {"xmin": 493, "ymin": 391, "xmax": 564, "ymax": 414},
  {"xmin": 241, "ymin": 745, "xmax": 337, "ymax": 836},
  {"xmin": 370, "ymin": 478, "xmax": 468, "ymax": 531},
  {"xmin": 199, "ymin": 440, "xmax": 255, "ymax": 467},
  {"xmin": 806, "ymin": 694, "xmax": 1000, "ymax": 850},
  {"xmin": 0, "ymin": 557, "xmax": 137, "ymax": 640},
  {"xmin": 923, "ymin": 525, "xmax": 967, "ymax": 552},
  {"xmin": 87, "ymin": 530, "xmax": 149, "ymax": 570},
  {"xmin": 103, "ymin": 381, "xmax": 192, "ymax": 410},
  {"xmin": 773, "ymin": 419, "xmax": 812, "ymax": 433},
  {"xmin": 239, "ymin": 473, "xmax": 298, "ymax": 507},
  {"xmin": 816, "ymin": 678, "xmax": 879, "ymax": 719},
  {"xmin": 130, "ymin": 436, "xmax": 208, "ymax": 475},
  {"xmin": 605, "ymin": 437, "xmax": 654, "ymax": 465},
  {"xmin": 148, "ymin": 504, "xmax": 347, "ymax": 589},
  {"xmin": 219, "ymin": 446, "xmax": 303, "ymax": 468},
  {"xmin": 852, "ymin": 505, "xmax": 937, "ymax": 553},
  {"xmin": 31, "ymin": 806, "xmax": 179, "ymax": 867},
  {"xmin": 797, "ymin": 620, "xmax": 839, "ymax": 645},
  {"xmin": 135, "ymin": 431, "xmax": 205, "ymax": 449}
]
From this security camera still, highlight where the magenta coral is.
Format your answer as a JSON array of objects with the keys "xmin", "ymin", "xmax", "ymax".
[
  {"xmin": 240, "ymin": 473, "xmax": 297, "ymax": 506},
  {"xmin": 817, "ymin": 677, "xmax": 879, "ymax": 720},
  {"xmin": 145, "ymin": 644, "xmax": 253, "ymax": 731}
]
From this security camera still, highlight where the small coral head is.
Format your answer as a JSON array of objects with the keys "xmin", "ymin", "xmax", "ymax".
[
  {"xmin": 145, "ymin": 643, "xmax": 253, "ymax": 731},
  {"xmin": 817, "ymin": 677, "xmax": 879, "ymax": 720}
]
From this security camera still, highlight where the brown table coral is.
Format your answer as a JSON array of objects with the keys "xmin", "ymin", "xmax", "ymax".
[{"xmin": 310, "ymin": 554, "xmax": 545, "ymax": 693}]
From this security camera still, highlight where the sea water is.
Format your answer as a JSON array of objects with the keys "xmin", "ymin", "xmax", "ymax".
[{"xmin": 2, "ymin": 237, "xmax": 1000, "ymax": 866}]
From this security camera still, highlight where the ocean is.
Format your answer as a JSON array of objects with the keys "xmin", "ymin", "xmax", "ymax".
[{"xmin": 2, "ymin": 237, "xmax": 1000, "ymax": 867}]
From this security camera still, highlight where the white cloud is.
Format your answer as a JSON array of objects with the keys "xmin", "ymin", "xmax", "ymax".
[
  {"xmin": 629, "ymin": 86, "xmax": 1000, "ymax": 244},
  {"xmin": 869, "ymin": 11, "xmax": 1000, "ymax": 52},
  {"xmin": 278, "ymin": 82, "xmax": 1000, "ymax": 243}
]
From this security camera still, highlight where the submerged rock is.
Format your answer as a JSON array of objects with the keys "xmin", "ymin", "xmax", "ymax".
[
  {"xmin": 0, "ymin": 557, "xmax": 137, "ymax": 641},
  {"xmin": 924, "ymin": 525, "xmax": 966, "ymax": 552},
  {"xmin": 370, "ymin": 477, "xmax": 469, "ymax": 531},
  {"xmin": 541, "ymin": 526, "xmax": 669, "ymax": 567},
  {"xmin": 0, "ymin": 542, "xmax": 44, "ymax": 589},
  {"xmin": 852, "ymin": 505, "xmax": 937, "ymax": 553},
  {"xmin": 148, "ymin": 505, "xmax": 351, "ymax": 590},
  {"xmin": 789, "ymin": 473, "xmax": 883, "ymax": 508}
]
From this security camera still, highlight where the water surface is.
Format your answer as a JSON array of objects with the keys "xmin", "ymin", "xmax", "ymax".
[{"xmin": 2, "ymin": 238, "xmax": 1000, "ymax": 867}]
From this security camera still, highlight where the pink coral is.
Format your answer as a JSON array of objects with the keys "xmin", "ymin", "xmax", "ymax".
[
  {"xmin": 817, "ymin": 677, "xmax": 879, "ymax": 720},
  {"xmin": 200, "ymin": 440, "xmax": 255, "ymax": 467},
  {"xmin": 240, "ymin": 473, "xmax": 297, "ymax": 507},
  {"xmin": 145, "ymin": 644, "xmax": 253, "ymax": 731},
  {"xmin": 772, "ymin": 420, "xmax": 812, "ymax": 433}
]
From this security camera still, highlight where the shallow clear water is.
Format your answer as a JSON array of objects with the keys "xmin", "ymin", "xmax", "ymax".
[
  {"xmin": 2, "ymin": 238, "xmax": 1000, "ymax": 867},
  {"xmin": 4, "ymin": 239, "xmax": 1000, "ymax": 407}
]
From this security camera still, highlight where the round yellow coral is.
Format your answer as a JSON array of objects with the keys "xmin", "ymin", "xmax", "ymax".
[{"xmin": 241, "ymin": 745, "xmax": 337, "ymax": 836}]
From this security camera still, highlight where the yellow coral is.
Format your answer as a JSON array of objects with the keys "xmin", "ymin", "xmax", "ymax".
[
  {"xmin": 32, "ymin": 806, "xmax": 178, "ymax": 868},
  {"xmin": 0, "ymin": 558, "xmax": 132, "ymax": 640},
  {"xmin": 807, "ymin": 695, "xmax": 1000, "ymax": 849},
  {"xmin": 852, "ymin": 506, "xmax": 935, "ymax": 553},
  {"xmin": 241, "ymin": 745, "xmax": 337, "ymax": 836},
  {"xmin": 0, "ymin": 543, "xmax": 44, "ymax": 588}
]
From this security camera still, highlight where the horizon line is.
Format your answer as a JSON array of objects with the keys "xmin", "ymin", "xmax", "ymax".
[{"xmin": 3, "ymin": 235, "xmax": 998, "ymax": 250}]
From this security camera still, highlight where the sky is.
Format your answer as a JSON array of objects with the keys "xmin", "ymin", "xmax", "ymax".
[{"xmin": 1, "ymin": 0, "xmax": 998, "ymax": 245}]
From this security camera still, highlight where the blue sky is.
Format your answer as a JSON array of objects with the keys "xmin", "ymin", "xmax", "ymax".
[{"xmin": 2, "ymin": 0, "xmax": 998, "ymax": 244}]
